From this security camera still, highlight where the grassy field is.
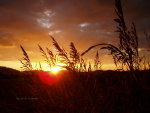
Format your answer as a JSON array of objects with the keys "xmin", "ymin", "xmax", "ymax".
[{"xmin": 0, "ymin": 66, "xmax": 150, "ymax": 113}]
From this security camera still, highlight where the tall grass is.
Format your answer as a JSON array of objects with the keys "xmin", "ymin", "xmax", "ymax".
[
  {"xmin": 81, "ymin": 0, "xmax": 141, "ymax": 71},
  {"xmin": 20, "ymin": 36, "xmax": 100, "ymax": 72},
  {"xmin": 19, "ymin": 45, "xmax": 33, "ymax": 71},
  {"xmin": 19, "ymin": 0, "xmax": 149, "ymax": 72},
  {"xmin": 46, "ymin": 47, "xmax": 56, "ymax": 66},
  {"xmin": 145, "ymin": 32, "xmax": 150, "ymax": 51},
  {"xmin": 94, "ymin": 51, "xmax": 101, "ymax": 70},
  {"xmin": 144, "ymin": 32, "xmax": 150, "ymax": 69},
  {"xmin": 70, "ymin": 42, "xmax": 80, "ymax": 71},
  {"xmin": 38, "ymin": 45, "xmax": 51, "ymax": 68}
]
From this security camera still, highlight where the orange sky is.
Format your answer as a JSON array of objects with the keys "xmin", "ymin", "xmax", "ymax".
[{"xmin": 0, "ymin": 0, "xmax": 150, "ymax": 70}]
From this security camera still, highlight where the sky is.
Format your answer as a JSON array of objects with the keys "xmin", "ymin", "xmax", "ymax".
[{"xmin": 0, "ymin": 0, "xmax": 150, "ymax": 70}]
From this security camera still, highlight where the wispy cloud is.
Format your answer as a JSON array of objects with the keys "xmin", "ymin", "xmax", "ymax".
[
  {"xmin": 79, "ymin": 22, "xmax": 91, "ymax": 28},
  {"xmin": 37, "ymin": 18, "xmax": 54, "ymax": 29},
  {"xmin": 49, "ymin": 30, "xmax": 62, "ymax": 35},
  {"xmin": 36, "ymin": 9, "xmax": 56, "ymax": 29}
]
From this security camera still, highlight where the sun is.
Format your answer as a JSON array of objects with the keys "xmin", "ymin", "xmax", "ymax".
[
  {"xmin": 41, "ymin": 63, "xmax": 66, "ymax": 74},
  {"xmin": 51, "ymin": 66, "xmax": 63, "ymax": 74}
]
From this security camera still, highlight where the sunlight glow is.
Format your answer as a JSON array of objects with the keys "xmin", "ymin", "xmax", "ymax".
[
  {"xmin": 41, "ymin": 62, "xmax": 66, "ymax": 75},
  {"xmin": 51, "ymin": 66, "xmax": 62, "ymax": 74}
]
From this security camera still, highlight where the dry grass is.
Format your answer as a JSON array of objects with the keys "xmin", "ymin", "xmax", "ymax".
[
  {"xmin": 38, "ymin": 45, "xmax": 51, "ymax": 68},
  {"xmin": 19, "ymin": 45, "xmax": 33, "ymax": 71},
  {"xmin": 81, "ymin": 0, "xmax": 144, "ymax": 72},
  {"xmin": 94, "ymin": 51, "xmax": 101, "ymax": 70},
  {"xmin": 19, "ymin": 0, "xmax": 149, "ymax": 72},
  {"xmin": 20, "ymin": 36, "xmax": 100, "ymax": 72}
]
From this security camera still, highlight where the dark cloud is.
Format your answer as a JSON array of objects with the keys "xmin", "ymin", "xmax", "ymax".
[
  {"xmin": 123, "ymin": 0, "xmax": 150, "ymax": 31},
  {"xmin": 0, "ymin": 0, "xmax": 149, "ymax": 31}
]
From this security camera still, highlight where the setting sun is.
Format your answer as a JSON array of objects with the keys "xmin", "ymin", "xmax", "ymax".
[
  {"xmin": 51, "ymin": 66, "xmax": 62, "ymax": 74},
  {"xmin": 40, "ymin": 62, "xmax": 66, "ymax": 73}
]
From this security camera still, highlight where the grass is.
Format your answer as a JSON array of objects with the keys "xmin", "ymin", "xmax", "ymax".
[
  {"xmin": 19, "ymin": 0, "xmax": 150, "ymax": 72},
  {"xmin": 20, "ymin": 35, "xmax": 98, "ymax": 72},
  {"xmin": 82, "ymin": 0, "xmax": 141, "ymax": 72},
  {"xmin": 19, "ymin": 45, "xmax": 33, "ymax": 71}
]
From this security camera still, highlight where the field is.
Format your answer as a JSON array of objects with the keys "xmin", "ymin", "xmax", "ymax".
[{"xmin": 0, "ymin": 66, "xmax": 150, "ymax": 113}]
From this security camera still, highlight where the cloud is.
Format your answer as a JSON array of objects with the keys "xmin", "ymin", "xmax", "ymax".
[
  {"xmin": 0, "ymin": 0, "xmax": 149, "ymax": 32},
  {"xmin": 49, "ymin": 30, "xmax": 62, "ymax": 35},
  {"xmin": 36, "ymin": 9, "xmax": 56, "ymax": 29},
  {"xmin": 79, "ymin": 23, "xmax": 92, "ymax": 28},
  {"xmin": 37, "ymin": 18, "xmax": 54, "ymax": 29}
]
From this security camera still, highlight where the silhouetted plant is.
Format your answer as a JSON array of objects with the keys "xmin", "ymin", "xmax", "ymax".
[
  {"xmin": 145, "ymin": 31, "xmax": 150, "ymax": 52},
  {"xmin": 39, "ymin": 62, "xmax": 42, "ymax": 70},
  {"xmin": 114, "ymin": 0, "xmax": 139, "ymax": 70},
  {"xmin": 38, "ymin": 45, "xmax": 51, "ymax": 68},
  {"xmin": 70, "ymin": 42, "xmax": 80, "ymax": 70},
  {"xmin": 20, "ymin": 36, "xmax": 102, "ymax": 72},
  {"xmin": 46, "ymin": 47, "xmax": 56, "ymax": 65},
  {"xmin": 50, "ymin": 36, "xmax": 91, "ymax": 72},
  {"xmin": 78, "ymin": 58, "xmax": 86, "ymax": 72},
  {"xmin": 145, "ymin": 32, "xmax": 150, "ymax": 69},
  {"xmin": 94, "ymin": 51, "xmax": 101, "ymax": 70},
  {"xmin": 50, "ymin": 36, "xmax": 71, "ymax": 65},
  {"xmin": 81, "ymin": 0, "xmax": 140, "ymax": 71},
  {"xmin": 88, "ymin": 62, "xmax": 92, "ymax": 72},
  {"xmin": 19, "ymin": 45, "xmax": 33, "ymax": 71}
]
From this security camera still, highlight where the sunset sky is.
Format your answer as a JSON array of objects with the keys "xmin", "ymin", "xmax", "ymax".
[{"xmin": 0, "ymin": 0, "xmax": 150, "ymax": 70}]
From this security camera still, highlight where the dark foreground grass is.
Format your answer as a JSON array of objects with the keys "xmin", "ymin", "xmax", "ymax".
[{"xmin": 0, "ymin": 66, "xmax": 150, "ymax": 113}]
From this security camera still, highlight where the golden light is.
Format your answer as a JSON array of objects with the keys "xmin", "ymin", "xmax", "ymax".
[
  {"xmin": 39, "ymin": 62, "xmax": 66, "ymax": 75},
  {"xmin": 51, "ymin": 66, "xmax": 62, "ymax": 74},
  {"xmin": 38, "ymin": 64, "xmax": 65, "ymax": 85}
]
